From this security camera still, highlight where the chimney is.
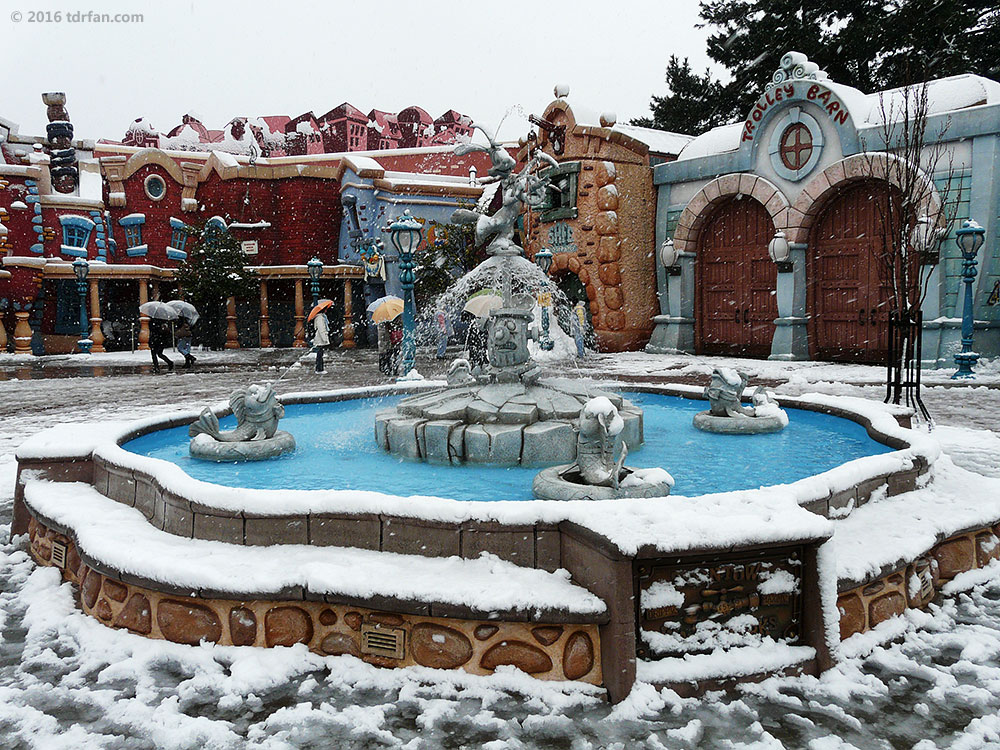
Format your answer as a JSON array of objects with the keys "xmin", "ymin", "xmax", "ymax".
[{"xmin": 42, "ymin": 92, "xmax": 77, "ymax": 194}]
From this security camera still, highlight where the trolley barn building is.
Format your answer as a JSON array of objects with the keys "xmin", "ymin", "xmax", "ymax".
[{"xmin": 647, "ymin": 54, "xmax": 1000, "ymax": 366}]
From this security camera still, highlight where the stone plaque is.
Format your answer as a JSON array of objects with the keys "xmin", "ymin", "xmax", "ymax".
[{"xmin": 635, "ymin": 546, "xmax": 803, "ymax": 659}]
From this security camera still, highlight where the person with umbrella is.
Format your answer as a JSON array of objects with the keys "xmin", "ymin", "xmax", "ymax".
[
  {"xmin": 309, "ymin": 299, "xmax": 333, "ymax": 373},
  {"xmin": 139, "ymin": 301, "xmax": 178, "ymax": 373},
  {"xmin": 368, "ymin": 295, "xmax": 403, "ymax": 377},
  {"xmin": 166, "ymin": 300, "xmax": 199, "ymax": 368}
]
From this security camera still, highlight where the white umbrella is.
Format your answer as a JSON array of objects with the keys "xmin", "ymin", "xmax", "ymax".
[
  {"xmin": 139, "ymin": 301, "xmax": 180, "ymax": 320},
  {"xmin": 463, "ymin": 293, "xmax": 503, "ymax": 318},
  {"xmin": 165, "ymin": 299, "xmax": 200, "ymax": 323}
]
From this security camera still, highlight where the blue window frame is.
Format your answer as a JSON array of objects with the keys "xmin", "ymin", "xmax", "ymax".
[
  {"xmin": 119, "ymin": 214, "xmax": 147, "ymax": 257},
  {"xmin": 168, "ymin": 217, "xmax": 192, "ymax": 260},
  {"xmin": 59, "ymin": 215, "xmax": 95, "ymax": 257}
]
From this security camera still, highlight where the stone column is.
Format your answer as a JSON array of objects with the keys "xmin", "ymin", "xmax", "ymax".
[
  {"xmin": 768, "ymin": 244, "xmax": 809, "ymax": 361},
  {"xmin": 138, "ymin": 280, "xmax": 150, "ymax": 351},
  {"xmin": 88, "ymin": 278, "xmax": 105, "ymax": 353},
  {"xmin": 225, "ymin": 296, "xmax": 240, "ymax": 349},
  {"xmin": 259, "ymin": 280, "xmax": 272, "ymax": 348},
  {"xmin": 13, "ymin": 312, "xmax": 32, "ymax": 355},
  {"xmin": 151, "ymin": 280, "xmax": 161, "ymax": 302},
  {"xmin": 293, "ymin": 279, "xmax": 306, "ymax": 347},
  {"xmin": 0, "ymin": 313, "xmax": 7, "ymax": 352},
  {"xmin": 342, "ymin": 279, "xmax": 355, "ymax": 349},
  {"xmin": 647, "ymin": 251, "xmax": 696, "ymax": 353}
]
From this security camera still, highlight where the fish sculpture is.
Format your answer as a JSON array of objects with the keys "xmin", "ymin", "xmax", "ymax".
[{"xmin": 189, "ymin": 383, "xmax": 285, "ymax": 442}]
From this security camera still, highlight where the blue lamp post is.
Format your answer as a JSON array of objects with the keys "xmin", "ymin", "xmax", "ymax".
[
  {"xmin": 72, "ymin": 257, "xmax": 91, "ymax": 354},
  {"xmin": 534, "ymin": 247, "xmax": 554, "ymax": 351},
  {"xmin": 306, "ymin": 257, "xmax": 323, "ymax": 309},
  {"xmin": 952, "ymin": 219, "xmax": 986, "ymax": 379},
  {"xmin": 387, "ymin": 210, "xmax": 423, "ymax": 375}
]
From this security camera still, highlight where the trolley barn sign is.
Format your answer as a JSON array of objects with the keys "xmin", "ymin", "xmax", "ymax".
[{"xmin": 742, "ymin": 82, "xmax": 851, "ymax": 143}]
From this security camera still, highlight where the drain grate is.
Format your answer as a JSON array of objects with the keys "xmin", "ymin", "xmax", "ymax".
[{"xmin": 361, "ymin": 624, "xmax": 405, "ymax": 660}]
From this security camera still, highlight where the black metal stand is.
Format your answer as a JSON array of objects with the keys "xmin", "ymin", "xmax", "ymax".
[{"xmin": 886, "ymin": 309, "xmax": 931, "ymax": 424}]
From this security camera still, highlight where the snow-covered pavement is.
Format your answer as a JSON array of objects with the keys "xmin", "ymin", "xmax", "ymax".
[{"xmin": 1, "ymin": 349, "xmax": 999, "ymax": 749}]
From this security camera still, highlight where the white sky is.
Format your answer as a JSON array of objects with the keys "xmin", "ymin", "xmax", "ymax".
[{"xmin": 4, "ymin": 0, "xmax": 718, "ymax": 143}]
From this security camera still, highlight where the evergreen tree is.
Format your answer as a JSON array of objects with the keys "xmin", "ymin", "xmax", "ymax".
[
  {"xmin": 636, "ymin": 1, "xmax": 999, "ymax": 132},
  {"xmin": 414, "ymin": 220, "xmax": 482, "ymax": 310},
  {"xmin": 173, "ymin": 222, "xmax": 258, "ymax": 348},
  {"xmin": 630, "ymin": 56, "xmax": 732, "ymax": 134}
]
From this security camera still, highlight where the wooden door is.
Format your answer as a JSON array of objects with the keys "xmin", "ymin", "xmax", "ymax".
[
  {"xmin": 811, "ymin": 182, "xmax": 892, "ymax": 363},
  {"xmin": 698, "ymin": 198, "xmax": 777, "ymax": 357}
]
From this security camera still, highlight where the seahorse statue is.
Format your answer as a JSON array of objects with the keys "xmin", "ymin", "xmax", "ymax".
[{"xmin": 575, "ymin": 397, "xmax": 626, "ymax": 487}]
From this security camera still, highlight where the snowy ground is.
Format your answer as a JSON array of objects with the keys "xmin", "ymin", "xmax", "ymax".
[{"xmin": 1, "ymin": 348, "xmax": 999, "ymax": 749}]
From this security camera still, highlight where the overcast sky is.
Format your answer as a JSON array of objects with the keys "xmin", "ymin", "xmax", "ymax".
[{"xmin": 4, "ymin": 0, "xmax": 718, "ymax": 143}]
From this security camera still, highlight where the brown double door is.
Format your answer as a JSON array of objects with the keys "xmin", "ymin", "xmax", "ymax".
[
  {"xmin": 697, "ymin": 198, "xmax": 777, "ymax": 357},
  {"xmin": 810, "ymin": 181, "xmax": 892, "ymax": 363}
]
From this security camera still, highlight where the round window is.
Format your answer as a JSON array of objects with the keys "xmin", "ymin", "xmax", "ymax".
[
  {"xmin": 144, "ymin": 174, "xmax": 166, "ymax": 201},
  {"xmin": 779, "ymin": 123, "xmax": 813, "ymax": 171}
]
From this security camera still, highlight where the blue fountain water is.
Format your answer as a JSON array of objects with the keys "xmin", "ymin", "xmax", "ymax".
[{"xmin": 123, "ymin": 392, "xmax": 893, "ymax": 501}]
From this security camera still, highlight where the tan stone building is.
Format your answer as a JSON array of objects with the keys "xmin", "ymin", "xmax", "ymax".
[{"xmin": 519, "ymin": 93, "xmax": 691, "ymax": 351}]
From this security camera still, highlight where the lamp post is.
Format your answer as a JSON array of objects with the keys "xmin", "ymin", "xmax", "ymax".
[
  {"xmin": 952, "ymin": 219, "xmax": 986, "ymax": 379},
  {"xmin": 72, "ymin": 257, "xmax": 91, "ymax": 354},
  {"xmin": 387, "ymin": 210, "xmax": 423, "ymax": 375},
  {"xmin": 534, "ymin": 247, "xmax": 554, "ymax": 351},
  {"xmin": 307, "ymin": 256, "xmax": 323, "ymax": 309}
]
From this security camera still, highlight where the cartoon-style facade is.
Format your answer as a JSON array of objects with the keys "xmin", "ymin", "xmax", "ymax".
[
  {"xmin": 520, "ymin": 93, "xmax": 692, "ymax": 351},
  {"xmin": 0, "ymin": 94, "xmax": 492, "ymax": 355},
  {"xmin": 648, "ymin": 54, "xmax": 1000, "ymax": 366}
]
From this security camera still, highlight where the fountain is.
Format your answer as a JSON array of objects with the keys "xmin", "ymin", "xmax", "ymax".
[
  {"xmin": 374, "ymin": 129, "xmax": 647, "ymax": 468},
  {"xmin": 692, "ymin": 368, "xmax": 788, "ymax": 434}
]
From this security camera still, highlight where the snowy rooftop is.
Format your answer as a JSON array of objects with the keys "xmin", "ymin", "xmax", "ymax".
[
  {"xmin": 677, "ymin": 73, "xmax": 1000, "ymax": 161},
  {"xmin": 612, "ymin": 124, "xmax": 693, "ymax": 155}
]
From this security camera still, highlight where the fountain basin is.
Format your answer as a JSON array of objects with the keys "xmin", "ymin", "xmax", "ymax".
[{"xmin": 12, "ymin": 382, "xmax": 951, "ymax": 702}]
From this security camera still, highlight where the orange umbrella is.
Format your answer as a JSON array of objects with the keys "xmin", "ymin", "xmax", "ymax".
[{"xmin": 307, "ymin": 299, "xmax": 333, "ymax": 322}]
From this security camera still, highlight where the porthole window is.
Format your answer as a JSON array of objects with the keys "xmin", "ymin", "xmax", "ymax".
[
  {"xmin": 779, "ymin": 123, "xmax": 813, "ymax": 171},
  {"xmin": 144, "ymin": 174, "xmax": 166, "ymax": 201}
]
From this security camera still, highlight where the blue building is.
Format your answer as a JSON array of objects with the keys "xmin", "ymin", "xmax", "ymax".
[{"xmin": 647, "ymin": 52, "xmax": 1000, "ymax": 366}]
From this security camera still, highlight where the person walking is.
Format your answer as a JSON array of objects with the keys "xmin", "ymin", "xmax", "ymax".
[
  {"xmin": 149, "ymin": 320, "xmax": 174, "ymax": 373},
  {"xmin": 465, "ymin": 315, "xmax": 489, "ymax": 373},
  {"xmin": 312, "ymin": 308, "xmax": 330, "ymax": 373},
  {"xmin": 175, "ymin": 320, "xmax": 196, "ymax": 368},
  {"xmin": 388, "ymin": 320, "xmax": 403, "ymax": 375},
  {"xmin": 377, "ymin": 322, "xmax": 393, "ymax": 376}
]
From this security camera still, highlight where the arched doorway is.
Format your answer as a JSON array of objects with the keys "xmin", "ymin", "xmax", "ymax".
[
  {"xmin": 696, "ymin": 197, "xmax": 777, "ymax": 357},
  {"xmin": 809, "ymin": 181, "xmax": 894, "ymax": 363}
]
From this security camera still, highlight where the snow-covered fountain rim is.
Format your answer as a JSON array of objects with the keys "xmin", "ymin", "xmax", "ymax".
[{"xmin": 17, "ymin": 381, "xmax": 939, "ymax": 553}]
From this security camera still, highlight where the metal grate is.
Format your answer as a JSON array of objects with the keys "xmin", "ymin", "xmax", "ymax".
[
  {"xmin": 51, "ymin": 540, "xmax": 67, "ymax": 569},
  {"xmin": 361, "ymin": 624, "xmax": 405, "ymax": 660}
]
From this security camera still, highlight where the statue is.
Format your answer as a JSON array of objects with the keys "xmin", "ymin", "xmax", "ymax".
[
  {"xmin": 189, "ymin": 383, "xmax": 296, "ymax": 461},
  {"xmin": 532, "ymin": 397, "xmax": 673, "ymax": 501},
  {"xmin": 446, "ymin": 358, "xmax": 476, "ymax": 386},
  {"xmin": 693, "ymin": 369, "xmax": 788, "ymax": 434}
]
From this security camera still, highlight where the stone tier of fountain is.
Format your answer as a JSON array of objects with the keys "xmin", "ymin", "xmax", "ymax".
[{"xmin": 375, "ymin": 378, "xmax": 642, "ymax": 465}]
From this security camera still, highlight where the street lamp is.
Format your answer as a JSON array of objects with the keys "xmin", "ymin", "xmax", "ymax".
[
  {"xmin": 72, "ymin": 257, "xmax": 91, "ymax": 354},
  {"xmin": 952, "ymin": 219, "xmax": 986, "ymax": 379},
  {"xmin": 307, "ymin": 256, "xmax": 323, "ymax": 309},
  {"xmin": 534, "ymin": 247, "xmax": 554, "ymax": 351},
  {"xmin": 387, "ymin": 210, "xmax": 423, "ymax": 375}
]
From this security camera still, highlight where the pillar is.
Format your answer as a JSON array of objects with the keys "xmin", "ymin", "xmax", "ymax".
[
  {"xmin": 13, "ymin": 311, "xmax": 32, "ymax": 355},
  {"xmin": 88, "ymin": 279, "xmax": 105, "ymax": 353},
  {"xmin": 647, "ymin": 251, "xmax": 695, "ymax": 354},
  {"xmin": 0, "ymin": 313, "xmax": 7, "ymax": 352},
  {"xmin": 138, "ymin": 280, "xmax": 150, "ymax": 351},
  {"xmin": 151, "ymin": 280, "xmax": 161, "ymax": 302},
  {"xmin": 225, "ymin": 296, "xmax": 240, "ymax": 349},
  {"xmin": 342, "ymin": 279, "xmax": 356, "ymax": 349},
  {"xmin": 259, "ymin": 281, "xmax": 272, "ymax": 348},
  {"xmin": 293, "ymin": 279, "xmax": 306, "ymax": 347},
  {"xmin": 768, "ymin": 244, "xmax": 809, "ymax": 361}
]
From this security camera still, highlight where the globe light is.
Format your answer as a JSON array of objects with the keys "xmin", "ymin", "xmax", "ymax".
[
  {"xmin": 767, "ymin": 230, "xmax": 790, "ymax": 263},
  {"xmin": 659, "ymin": 238, "xmax": 678, "ymax": 268}
]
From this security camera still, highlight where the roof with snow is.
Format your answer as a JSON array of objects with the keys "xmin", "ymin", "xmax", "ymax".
[
  {"xmin": 677, "ymin": 73, "xmax": 1000, "ymax": 162},
  {"xmin": 612, "ymin": 123, "xmax": 693, "ymax": 156}
]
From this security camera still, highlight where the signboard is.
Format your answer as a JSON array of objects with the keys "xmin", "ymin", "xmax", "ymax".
[
  {"xmin": 635, "ymin": 546, "xmax": 803, "ymax": 659},
  {"xmin": 241, "ymin": 240, "xmax": 258, "ymax": 256}
]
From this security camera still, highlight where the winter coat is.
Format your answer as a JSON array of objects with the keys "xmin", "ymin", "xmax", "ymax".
[{"xmin": 312, "ymin": 312, "xmax": 331, "ymax": 347}]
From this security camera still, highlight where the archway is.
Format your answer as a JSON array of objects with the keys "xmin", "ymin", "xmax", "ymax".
[
  {"xmin": 808, "ymin": 180, "xmax": 896, "ymax": 363},
  {"xmin": 696, "ymin": 197, "xmax": 777, "ymax": 357}
]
